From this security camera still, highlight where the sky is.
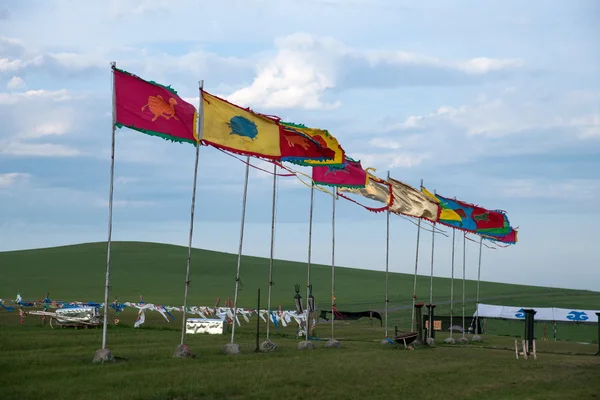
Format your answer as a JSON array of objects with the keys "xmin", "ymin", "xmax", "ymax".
[{"xmin": 1, "ymin": 0, "xmax": 599, "ymax": 292}]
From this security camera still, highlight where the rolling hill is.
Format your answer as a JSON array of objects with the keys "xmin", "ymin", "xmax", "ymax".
[{"xmin": 1, "ymin": 241, "xmax": 597, "ymax": 315}]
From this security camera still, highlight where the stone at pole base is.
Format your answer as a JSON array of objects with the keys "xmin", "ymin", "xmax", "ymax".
[
  {"xmin": 173, "ymin": 344, "xmax": 194, "ymax": 358},
  {"xmin": 297, "ymin": 341, "xmax": 314, "ymax": 350},
  {"xmin": 260, "ymin": 339, "xmax": 277, "ymax": 352},
  {"xmin": 222, "ymin": 343, "xmax": 240, "ymax": 355},
  {"xmin": 92, "ymin": 348, "xmax": 114, "ymax": 363},
  {"xmin": 325, "ymin": 338, "xmax": 341, "ymax": 348}
]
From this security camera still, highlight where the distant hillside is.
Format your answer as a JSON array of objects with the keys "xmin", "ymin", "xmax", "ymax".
[{"xmin": 1, "ymin": 241, "xmax": 598, "ymax": 313}]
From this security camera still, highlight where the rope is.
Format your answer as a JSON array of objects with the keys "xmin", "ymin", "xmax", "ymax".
[{"xmin": 216, "ymin": 148, "xmax": 295, "ymax": 177}]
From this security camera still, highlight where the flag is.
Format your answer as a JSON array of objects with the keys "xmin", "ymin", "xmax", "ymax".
[
  {"xmin": 426, "ymin": 191, "xmax": 512, "ymax": 234},
  {"xmin": 281, "ymin": 122, "xmax": 345, "ymax": 167},
  {"xmin": 388, "ymin": 178, "xmax": 440, "ymax": 221},
  {"xmin": 312, "ymin": 157, "xmax": 369, "ymax": 188},
  {"xmin": 279, "ymin": 125, "xmax": 336, "ymax": 165},
  {"xmin": 201, "ymin": 91, "xmax": 282, "ymax": 159},
  {"xmin": 422, "ymin": 187, "xmax": 464, "ymax": 224},
  {"xmin": 422, "ymin": 187, "xmax": 517, "ymax": 243},
  {"xmin": 338, "ymin": 172, "xmax": 392, "ymax": 213},
  {"xmin": 482, "ymin": 229, "xmax": 518, "ymax": 244},
  {"xmin": 113, "ymin": 67, "xmax": 198, "ymax": 144}
]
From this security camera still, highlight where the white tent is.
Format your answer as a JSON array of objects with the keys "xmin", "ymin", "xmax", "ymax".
[{"xmin": 474, "ymin": 304, "xmax": 599, "ymax": 324}]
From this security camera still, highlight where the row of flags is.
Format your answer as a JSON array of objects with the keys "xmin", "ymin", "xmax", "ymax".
[{"xmin": 113, "ymin": 66, "xmax": 517, "ymax": 244}]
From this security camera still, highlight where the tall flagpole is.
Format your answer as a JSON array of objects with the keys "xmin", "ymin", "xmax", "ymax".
[
  {"xmin": 461, "ymin": 233, "xmax": 467, "ymax": 340},
  {"xmin": 427, "ymin": 221, "xmax": 436, "ymax": 340},
  {"xmin": 94, "ymin": 62, "xmax": 117, "ymax": 363},
  {"xmin": 474, "ymin": 236, "xmax": 483, "ymax": 337},
  {"xmin": 227, "ymin": 156, "xmax": 251, "ymax": 352},
  {"xmin": 448, "ymin": 228, "xmax": 456, "ymax": 341},
  {"xmin": 410, "ymin": 179, "xmax": 423, "ymax": 332},
  {"xmin": 175, "ymin": 80, "xmax": 203, "ymax": 355},
  {"xmin": 305, "ymin": 184, "xmax": 315, "ymax": 342},
  {"xmin": 266, "ymin": 163, "xmax": 277, "ymax": 342},
  {"xmin": 384, "ymin": 171, "xmax": 390, "ymax": 338},
  {"xmin": 330, "ymin": 187, "xmax": 337, "ymax": 343}
]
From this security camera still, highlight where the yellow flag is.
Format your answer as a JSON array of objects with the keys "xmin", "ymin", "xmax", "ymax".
[
  {"xmin": 421, "ymin": 186, "xmax": 462, "ymax": 222},
  {"xmin": 281, "ymin": 123, "xmax": 345, "ymax": 167},
  {"xmin": 421, "ymin": 187, "xmax": 439, "ymax": 203},
  {"xmin": 201, "ymin": 91, "xmax": 281, "ymax": 158}
]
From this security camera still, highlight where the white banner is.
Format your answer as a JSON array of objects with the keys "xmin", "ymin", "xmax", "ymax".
[{"xmin": 476, "ymin": 303, "xmax": 599, "ymax": 324}]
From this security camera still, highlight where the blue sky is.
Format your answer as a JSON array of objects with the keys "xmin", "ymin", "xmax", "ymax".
[{"xmin": 1, "ymin": 0, "xmax": 599, "ymax": 292}]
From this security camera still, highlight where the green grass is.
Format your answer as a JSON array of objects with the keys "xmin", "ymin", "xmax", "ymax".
[
  {"xmin": 1, "ymin": 241, "xmax": 599, "ymax": 341},
  {"xmin": 1, "ymin": 242, "xmax": 599, "ymax": 399},
  {"xmin": 0, "ymin": 314, "xmax": 599, "ymax": 400}
]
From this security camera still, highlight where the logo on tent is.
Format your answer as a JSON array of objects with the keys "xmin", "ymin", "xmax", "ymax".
[
  {"xmin": 515, "ymin": 308, "xmax": 526, "ymax": 319},
  {"xmin": 566, "ymin": 311, "xmax": 588, "ymax": 321}
]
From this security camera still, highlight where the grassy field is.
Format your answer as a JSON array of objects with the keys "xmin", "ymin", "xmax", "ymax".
[
  {"xmin": 1, "ymin": 242, "xmax": 599, "ymax": 399},
  {"xmin": 1, "ymin": 241, "xmax": 598, "ymax": 341},
  {"xmin": 1, "ymin": 314, "xmax": 599, "ymax": 400}
]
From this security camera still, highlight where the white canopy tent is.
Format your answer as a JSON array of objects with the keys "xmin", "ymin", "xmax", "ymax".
[{"xmin": 474, "ymin": 304, "xmax": 599, "ymax": 324}]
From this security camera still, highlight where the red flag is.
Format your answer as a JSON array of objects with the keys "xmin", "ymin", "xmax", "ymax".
[
  {"xmin": 279, "ymin": 125, "xmax": 336, "ymax": 165},
  {"xmin": 312, "ymin": 158, "xmax": 368, "ymax": 188},
  {"xmin": 113, "ymin": 67, "xmax": 198, "ymax": 144}
]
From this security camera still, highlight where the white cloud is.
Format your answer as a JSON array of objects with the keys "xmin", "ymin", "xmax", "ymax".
[
  {"xmin": 385, "ymin": 89, "xmax": 599, "ymax": 139},
  {"xmin": 0, "ymin": 172, "xmax": 30, "ymax": 188},
  {"xmin": 226, "ymin": 33, "xmax": 523, "ymax": 111},
  {"xmin": 357, "ymin": 88, "xmax": 600, "ymax": 171},
  {"xmin": 493, "ymin": 179, "xmax": 600, "ymax": 201},
  {"xmin": 457, "ymin": 57, "xmax": 524, "ymax": 74},
  {"xmin": 108, "ymin": 0, "xmax": 171, "ymax": 17},
  {"xmin": 92, "ymin": 199, "xmax": 158, "ymax": 208},
  {"xmin": 18, "ymin": 121, "xmax": 72, "ymax": 139},
  {"xmin": 0, "ymin": 89, "xmax": 71, "ymax": 105},
  {"xmin": 115, "ymin": 176, "xmax": 140, "ymax": 185},
  {"xmin": 0, "ymin": 55, "xmax": 44, "ymax": 73},
  {"xmin": 369, "ymin": 138, "xmax": 402, "ymax": 149},
  {"xmin": 0, "ymin": 142, "xmax": 82, "ymax": 157},
  {"xmin": 570, "ymin": 113, "xmax": 600, "ymax": 138},
  {"xmin": 6, "ymin": 76, "xmax": 26, "ymax": 89},
  {"xmin": 352, "ymin": 151, "xmax": 429, "ymax": 170}
]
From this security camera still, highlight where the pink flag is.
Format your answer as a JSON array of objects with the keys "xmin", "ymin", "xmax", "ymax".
[
  {"xmin": 312, "ymin": 158, "xmax": 368, "ymax": 188},
  {"xmin": 114, "ymin": 67, "xmax": 198, "ymax": 144}
]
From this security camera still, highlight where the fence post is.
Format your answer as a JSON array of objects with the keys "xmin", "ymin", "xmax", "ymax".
[
  {"xmin": 523, "ymin": 309, "xmax": 536, "ymax": 354},
  {"xmin": 415, "ymin": 303, "xmax": 424, "ymax": 344}
]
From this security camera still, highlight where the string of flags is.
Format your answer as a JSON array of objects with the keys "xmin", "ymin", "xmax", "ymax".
[{"xmin": 0, "ymin": 294, "xmax": 307, "ymax": 329}]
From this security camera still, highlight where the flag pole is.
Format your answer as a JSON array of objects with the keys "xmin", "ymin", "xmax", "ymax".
[
  {"xmin": 174, "ymin": 80, "xmax": 204, "ymax": 357},
  {"xmin": 265, "ymin": 162, "xmax": 277, "ymax": 343},
  {"xmin": 461, "ymin": 233, "xmax": 467, "ymax": 341},
  {"xmin": 410, "ymin": 179, "xmax": 423, "ymax": 332},
  {"xmin": 384, "ymin": 170, "xmax": 390, "ymax": 339},
  {"xmin": 474, "ymin": 236, "xmax": 483, "ymax": 337},
  {"xmin": 427, "ymin": 219, "xmax": 436, "ymax": 341},
  {"xmin": 305, "ymin": 184, "xmax": 315, "ymax": 343},
  {"xmin": 93, "ymin": 62, "xmax": 117, "ymax": 363},
  {"xmin": 449, "ymin": 228, "xmax": 456, "ymax": 340},
  {"xmin": 328, "ymin": 187, "xmax": 339, "ymax": 347},
  {"xmin": 226, "ymin": 155, "xmax": 251, "ymax": 354}
]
